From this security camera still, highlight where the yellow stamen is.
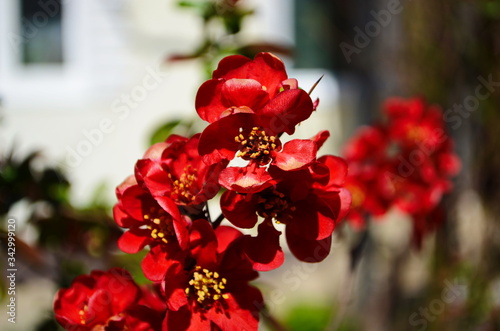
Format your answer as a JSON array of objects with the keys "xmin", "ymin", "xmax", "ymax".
[
  {"xmin": 234, "ymin": 127, "xmax": 279, "ymax": 165},
  {"xmin": 185, "ymin": 266, "xmax": 229, "ymax": 308},
  {"xmin": 257, "ymin": 189, "xmax": 294, "ymax": 224}
]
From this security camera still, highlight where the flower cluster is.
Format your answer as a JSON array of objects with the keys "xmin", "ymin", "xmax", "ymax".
[
  {"xmin": 343, "ymin": 97, "xmax": 460, "ymax": 244},
  {"xmin": 53, "ymin": 268, "xmax": 166, "ymax": 330},
  {"xmin": 53, "ymin": 52, "xmax": 351, "ymax": 330}
]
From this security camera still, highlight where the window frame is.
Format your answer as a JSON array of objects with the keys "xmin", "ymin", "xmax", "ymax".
[{"xmin": 0, "ymin": 0, "xmax": 89, "ymax": 111}]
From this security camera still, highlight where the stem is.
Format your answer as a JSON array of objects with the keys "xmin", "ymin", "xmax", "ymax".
[
  {"xmin": 204, "ymin": 202, "xmax": 212, "ymax": 223},
  {"xmin": 211, "ymin": 213, "xmax": 225, "ymax": 229}
]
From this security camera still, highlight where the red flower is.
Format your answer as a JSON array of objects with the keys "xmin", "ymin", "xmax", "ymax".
[
  {"xmin": 195, "ymin": 53, "xmax": 318, "ymax": 191},
  {"xmin": 384, "ymin": 97, "xmax": 446, "ymax": 150},
  {"xmin": 53, "ymin": 268, "xmax": 164, "ymax": 330},
  {"xmin": 220, "ymin": 156, "xmax": 351, "ymax": 267},
  {"xmin": 196, "ymin": 52, "xmax": 313, "ymax": 129},
  {"xmin": 342, "ymin": 97, "xmax": 460, "ymax": 241},
  {"xmin": 113, "ymin": 175, "xmax": 189, "ymax": 254},
  {"xmin": 158, "ymin": 220, "xmax": 263, "ymax": 331},
  {"xmin": 341, "ymin": 126, "xmax": 393, "ymax": 229},
  {"xmin": 135, "ymin": 134, "xmax": 226, "ymax": 207},
  {"xmin": 382, "ymin": 98, "xmax": 461, "ymax": 215}
]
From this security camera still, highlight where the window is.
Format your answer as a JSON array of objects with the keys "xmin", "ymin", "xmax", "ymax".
[
  {"xmin": 294, "ymin": 0, "xmax": 335, "ymax": 70},
  {"xmin": 0, "ymin": 0, "xmax": 88, "ymax": 110},
  {"xmin": 20, "ymin": 0, "xmax": 64, "ymax": 65}
]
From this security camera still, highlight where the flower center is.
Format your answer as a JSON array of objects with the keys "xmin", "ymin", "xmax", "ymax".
[
  {"xmin": 257, "ymin": 189, "xmax": 295, "ymax": 224},
  {"xmin": 185, "ymin": 266, "xmax": 229, "ymax": 308},
  {"xmin": 169, "ymin": 166, "xmax": 198, "ymax": 204},
  {"xmin": 78, "ymin": 307, "xmax": 87, "ymax": 325},
  {"xmin": 406, "ymin": 126, "xmax": 426, "ymax": 143},
  {"xmin": 348, "ymin": 185, "xmax": 365, "ymax": 208},
  {"xmin": 144, "ymin": 207, "xmax": 175, "ymax": 244},
  {"xmin": 234, "ymin": 127, "xmax": 278, "ymax": 165}
]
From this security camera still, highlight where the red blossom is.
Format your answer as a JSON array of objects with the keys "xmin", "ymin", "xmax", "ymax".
[
  {"xmin": 196, "ymin": 52, "xmax": 311, "ymax": 129},
  {"xmin": 113, "ymin": 175, "xmax": 189, "ymax": 254},
  {"xmin": 342, "ymin": 97, "xmax": 460, "ymax": 242},
  {"xmin": 221, "ymin": 157, "xmax": 351, "ymax": 267},
  {"xmin": 159, "ymin": 220, "xmax": 262, "ymax": 331},
  {"xmin": 53, "ymin": 51, "xmax": 361, "ymax": 331},
  {"xmin": 53, "ymin": 268, "xmax": 165, "ymax": 331},
  {"xmin": 195, "ymin": 53, "xmax": 318, "ymax": 191},
  {"xmin": 135, "ymin": 134, "xmax": 226, "ymax": 206}
]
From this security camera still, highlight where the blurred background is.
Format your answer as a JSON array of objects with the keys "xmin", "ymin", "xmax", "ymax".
[{"xmin": 1, "ymin": 0, "xmax": 499, "ymax": 330}]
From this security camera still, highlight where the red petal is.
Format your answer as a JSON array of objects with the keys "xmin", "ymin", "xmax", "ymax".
[
  {"xmin": 213, "ymin": 52, "xmax": 288, "ymax": 98},
  {"xmin": 117, "ymin": 184, "xmax": 150, "ymax": 221},
  {"xmin": 269, "ymin": 166, "xmax": 313, "ymax": 201},
  {"xmin": 221, "ymin": 78, "xmax": 269, "ymax": 110},
  {"xmin": 164, "ymin": 305, "xmax": 211, "ymax": 331},
  {"xmin": 288, "ymin": 195, "xmax": 336, "ymax": 240},
  {"xmin": 113, "ymin": 204, "xmax": 138, "ymax": 228},
  {"xmin": 154, "ymin": 196, "xmax": 181, "ymax": 222},
  {"xmin": 142, "ymin": 141, "xmax": 168, "ymax": 160},
  {"xmin": 219, "ymin": 166, "xmax": 274, "ymax": 193},
  {"xmin": 273, "ymin": 139, "xmax": 317, "ymax": 171},
  {"xmin": 115, "ymin": 175, "xmax": 137, "ymax": 197},
  {"xmin": 309, "ymin": 162, "xmax": 330, "ymax": 187},
  {"xmin": 135, "ymin": 159, "xmax": 171, "ymax": 197},
  {"xmin": 141, "ymin": 245, "xmax": 178, "ymax": 282},
  {"xmin": 221, "ymin": 190, "xmax": 259, "ymax": 228},
  {"xmin": 208, "ymin": 290, "xmax": 261, "ymax": 331},
  {"xmin": 194, "ymin": 161, "xmax": 227, "ymax": 205},
  {"xmin": 165, "ymin": 133, "xmax": 189, "ymax": 145},
  {"xmin": 189, "ymin": 219, "xmax": 218, "ymax": 268},
  {"xmin": 286, "ymin": 232, "xmax": 332, "ymax": 263},
  {"xmin": 318, "ymin": 155, "xmax": 348, "ymax": 187},
  {"xmin": 337, "ymin": 188, "xmax": 352, "ymax": 221},
  {"xmin": 173, "ymin": 216, "xmax": 191, "ymax": 251},
  {"xmin": 99, "ymin": 268, "xmax": 139, "ymax": 313},
  {"xmin": 438, "ymin": 152, "xmax": 461, "ymax": 176},
  {"xmin": 311, "ymin": 130, "xmax": 330, "ymax": 150},
  {"xmin": 219, "ymin": 240, "xmax": 260, "ymax": 282},
  {"xmin": 86, "ymin": 289, "xmax": 113, "ymax": 324},
  {"xmin": 282, "ymin": 78, "xmax": 298, "ymax": 89},
  {"xmin": 195, "ymin": 79, "xmax": 226, "ymax": 123},
  {"xmin": 242, "ymin": 220, "xmax": 284, "ymax": 271},
  {"xmin": 160, "ymin": 263, "xmax": 190, "ymax": 311},
  {"xmin": 198, "ymin": 113, "xmax": 256, "ymax": 164},
  {"xmin": 214, "ymin": 225, "xmax": 243, "ymax": 254},
  {"xmin": 212, "ymin": 54, "xmax": 252, "ymax": 78},
  {"xmin": 118, "ymin": 229, "xmax": 151, "ymax": 254},
  {"xmin": 258, "ymin": 89, "xmax": 313, "ymax": 135}
]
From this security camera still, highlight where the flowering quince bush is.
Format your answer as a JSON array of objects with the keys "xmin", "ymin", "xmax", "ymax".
[
  {"xmin": 53, "ymin": 52, "xmax": 352, "ymax": 330},
  {"xmin": 343, "ymin": 97, "xmax": 461, "ymax": 245}
]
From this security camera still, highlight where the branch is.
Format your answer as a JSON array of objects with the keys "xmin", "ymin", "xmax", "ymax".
[{"xmin": 211, "ymin": 213, "xmax": 225, "ymax": 229}]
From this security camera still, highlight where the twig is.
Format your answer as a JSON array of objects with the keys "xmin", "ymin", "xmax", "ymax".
[
  {"xmin": 308, "ymin": 74, "xmax": 324, "ymax": 95},
  {"xmin": 204, "ymin": 202, "xmax": 212, "ymax": 223},
  {"xmin": 211, "ymin": 213, "xmax": 225, "ymax": 229}
]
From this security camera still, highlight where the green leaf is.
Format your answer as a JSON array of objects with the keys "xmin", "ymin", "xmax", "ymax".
[
  {"xmin": 149, "ymin": 119, "xmax": 183, "ymax": 145},
  {"xmin": 284, "ymin": 304, "xmax": 331, "ymax": 331}
]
